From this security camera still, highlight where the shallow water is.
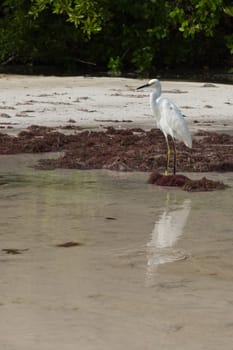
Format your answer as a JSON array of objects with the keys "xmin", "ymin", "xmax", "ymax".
[{"xmin": 0, "ymin": 154, "xmax": 233, "ymax": 350}]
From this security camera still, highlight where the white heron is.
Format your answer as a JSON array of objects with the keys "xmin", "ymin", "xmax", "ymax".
[{"xmin": 137, "ymin": 79, "xmax": 192, "ymax": 175}]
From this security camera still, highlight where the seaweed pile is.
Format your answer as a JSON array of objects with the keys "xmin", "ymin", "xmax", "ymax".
[{"xmin": 0, "ymin": 125, "xmax": 232, "ymax": 191}]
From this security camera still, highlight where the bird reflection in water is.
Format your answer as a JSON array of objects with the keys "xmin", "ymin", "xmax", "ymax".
[{"xmin": 146, "ymin": 196, "xmax": 191, "ymax": 282}]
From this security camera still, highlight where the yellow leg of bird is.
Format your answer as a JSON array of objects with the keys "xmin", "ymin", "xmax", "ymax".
[
  {"xmin": 165, "ymin": 138, "xmax": 170, "ymax": 176},
  {"xmin": 172, "ymin": 138, "xmax": 177, "ymax": 175}
]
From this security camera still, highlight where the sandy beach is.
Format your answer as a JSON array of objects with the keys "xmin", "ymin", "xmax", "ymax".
[
  {"xmin": 0, "ymin": 75, "xmax": 233, "ymax": 350},
  {"xmin": 0, "ymin": 75, "xmax": 233, "ymax": 134}
]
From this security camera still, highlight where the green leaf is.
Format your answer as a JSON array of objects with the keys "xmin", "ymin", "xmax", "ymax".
[{"xmin": 224, "ymin": 6, "xmax": 233, "ymax": 17}]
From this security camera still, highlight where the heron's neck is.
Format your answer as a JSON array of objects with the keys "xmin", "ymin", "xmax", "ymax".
[
  {"xmin": 150, "ymin": 87, "xmax": 161, "ymax": 120},
  {"xmin": 151, "ymin": 86, "xmax": 161, "ymax": 101}
]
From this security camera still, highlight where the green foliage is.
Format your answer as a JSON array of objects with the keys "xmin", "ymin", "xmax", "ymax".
[
  {"xmin": 178, "ymin": 0, "xmax": 223, "ymax": 37},
  {"xmin": 226, "ymin": 34, "xmax": 233, "ymax": 54},
  {"xmin": 30, "ymin": 0, "xmax": 103, "ymax": 38},
  {"xmin": 0, "ymin": 0, "xmax": 35, "ymax": 62},
  {"xmin": 107, "ymin": 56, "xmax": 122, "ymax": 76},
  {"xmin": 132, "ymin": 47, "xmax": 154, "ymax": 74},
  {"xmin": 0, "ymin": 0, "xmax": 232, "ymax": 72},
  {"xmin": 224, "ymin": 5, "xmax": 233, "ymax": 17}
]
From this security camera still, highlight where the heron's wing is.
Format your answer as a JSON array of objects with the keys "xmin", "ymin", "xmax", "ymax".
[{"xmin": 158, "ymin": 97, "xmax": 192, "ymax": 148}]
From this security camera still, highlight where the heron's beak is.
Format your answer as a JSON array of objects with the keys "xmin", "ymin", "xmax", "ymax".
[{"xmin": 136, "ymin": 83, "xmax": 150, "ymax": 90}]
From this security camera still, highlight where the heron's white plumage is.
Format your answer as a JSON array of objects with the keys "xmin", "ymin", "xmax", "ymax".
[
  {"xmin": 149, "ymin": 79, "xmax": 192, "ymax": 148},
  {"xmin": 156, "ymin": 97, "xmax": 192, "ymax": 148},
  {"xmin": 137, "ymin": 78, "xmax": 192, "ymax": 175}
]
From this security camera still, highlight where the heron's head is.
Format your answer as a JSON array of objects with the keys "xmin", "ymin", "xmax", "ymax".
[{"xmin": 137, "ymin": 78, "xmax": 161, "ymax": 90}]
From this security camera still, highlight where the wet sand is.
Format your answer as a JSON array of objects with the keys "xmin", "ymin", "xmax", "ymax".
[
  {"xmin": 0, "ymin": 155, "xmax": 233, "ymax": 349},
  {"xmin": 0, "ymin": 76, "xmax": 233, "ymax": 349}
]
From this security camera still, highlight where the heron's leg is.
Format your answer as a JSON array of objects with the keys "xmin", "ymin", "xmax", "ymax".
[
  {"xmin": 165, "ymin": 137, "xmax": 170, "ymax": 176},
  {"xmin": 171, "ymin": 138, "xmax": 177, "ymax": 175}
]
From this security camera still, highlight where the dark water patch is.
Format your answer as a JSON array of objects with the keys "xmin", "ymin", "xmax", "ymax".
[{"xmin": 55, "ymin": 241, "xmax": 83, "ymax": 248}]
